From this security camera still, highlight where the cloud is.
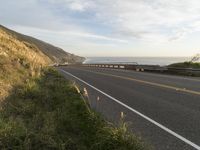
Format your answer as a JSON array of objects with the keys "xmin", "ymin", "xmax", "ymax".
[
  {"xmin": 1, "ymin": 0, "xmax": 200, "ymax": 56},
  {"xmin": 3, "ymin": 0, "xmax": 200, "ymax": 42},
  {"xmin": 0, "ymin": 0, "xmax": 66, "ymax": 30},
  {"xmin": 168, "ymin": 28, "xmax": 190, "ymax": 42},
  {"xmin": 46, "ymin": 0, "xmax": 95, "ymax": 12},
  {"xmin": 68, "ymin": 0, "xmax": 94, "ymax": 11},
  {"xmin": 69, "ymin": 2, "xmax": 86, "ymax": 11},
  {"xmin": 98, "ymin": 0, "xmax": 200, "ymax": 41},
  {"xmin": 50, "ymin": 0, "xmax": 200, "ymax": 42},
  {"xmin": 10, "ymin": 25, "xmax": 127, "ymax": 44}
]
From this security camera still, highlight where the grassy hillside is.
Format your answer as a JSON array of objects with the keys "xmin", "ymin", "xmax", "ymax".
[
  {"xmin": 0, "ymin": 26, "xmax": 147, "ymax": 149},
  {"xmin": 0, "ymin": 28, "xmax": 51, "ymax": 100},
  {"xmin": 0, "ymin": 25, "xmax": 85, "ymax": 64}
]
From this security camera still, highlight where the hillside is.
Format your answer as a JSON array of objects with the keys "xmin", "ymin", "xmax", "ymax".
[
  {"xmin": 0, "ymin": 25, "xmax": 146, "ymax": 150},
  {"xmin": 0, "ymin": 25, "xmax": 85, "ymax": 64},
  {"xmin": 0, "ymin": 27, "xmax": 52, "ymax": 100}
]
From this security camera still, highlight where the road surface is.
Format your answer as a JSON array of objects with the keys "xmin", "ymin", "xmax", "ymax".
[{"xmin": 59, "ymin": 66, "xmax": 200, "ymax": 150}]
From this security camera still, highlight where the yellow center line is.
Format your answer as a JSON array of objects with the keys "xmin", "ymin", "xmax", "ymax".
[{"xmin": 74, "ymin": 67, "xmax": 200, "ymax": 96}]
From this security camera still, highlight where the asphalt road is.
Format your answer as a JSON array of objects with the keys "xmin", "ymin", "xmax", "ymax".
[{"xmin": 59, "ymin": 66, "xmax": 200, "ymax": 150}]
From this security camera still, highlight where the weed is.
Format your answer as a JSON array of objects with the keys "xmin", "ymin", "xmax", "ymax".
[{"xmin": 0, "ymin": 68, "xmax": 148, "ymax": 150}]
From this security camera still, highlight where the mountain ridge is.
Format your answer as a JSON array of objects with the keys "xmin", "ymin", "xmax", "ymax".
[{"xmin": 0, "ymin": 25, "xmax": 85, "ymax": 64}]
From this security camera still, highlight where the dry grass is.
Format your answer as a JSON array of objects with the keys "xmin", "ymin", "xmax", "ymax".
[
  {"xmin": 0, "ymin": 25, "xmax": 85, "ymax": 64},
  {"xmin": 0, "ymin": 27, "xmax": 148, "ymax": 150},
  {"xmin": 0, "ymin": 29, "xmax": 52, "ymax": 100},
  {"xmin": 0, "ymin": 68, "xmax": 148, "ymax": 150}
]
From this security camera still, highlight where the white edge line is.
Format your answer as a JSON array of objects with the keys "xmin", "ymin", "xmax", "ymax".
[{"xmin": 60, "ymin": 69, "xmax": 200, "ymax": 150}]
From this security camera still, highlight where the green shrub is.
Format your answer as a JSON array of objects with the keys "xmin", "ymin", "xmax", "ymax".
[{"xmin": 168, "ymin": 61, "xmax": 200, "ymax": 68}]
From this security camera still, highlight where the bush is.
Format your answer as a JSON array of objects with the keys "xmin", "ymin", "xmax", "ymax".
[{"xmin": 168, "ymin": 61, "xmax": 200, "ymax": 69}]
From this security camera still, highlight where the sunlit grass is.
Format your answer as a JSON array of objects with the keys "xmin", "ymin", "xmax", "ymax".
[
  {"xmin": 0, "ymin": 68, "xmax": 148, "ymax": 150},
  {"xmin": 0, "ymin": 27, "xmax": 148, "ymax": 150},
  {"xmin": 0, "ymin": 28, "xmax": 51, "ymax": 100}
]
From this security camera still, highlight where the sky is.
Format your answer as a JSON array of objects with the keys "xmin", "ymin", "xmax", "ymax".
[{"xmin": 0, "ymin": 0, "xmax": 200, "ymax": 57}]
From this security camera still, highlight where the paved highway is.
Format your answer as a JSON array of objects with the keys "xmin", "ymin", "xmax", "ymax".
[{"xmin": 59, "ymin": 66, "xmax": 200, "ymax": 150}]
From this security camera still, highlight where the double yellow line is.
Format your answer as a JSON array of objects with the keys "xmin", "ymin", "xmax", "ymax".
[{"xmin": 77, "ymin": 68, "xmax": 200, "ymax": 96}]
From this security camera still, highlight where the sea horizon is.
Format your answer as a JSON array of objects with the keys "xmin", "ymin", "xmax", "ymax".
[{"xmin": 84, "ymin": 56, "xmax": 191, "ymax": 66}]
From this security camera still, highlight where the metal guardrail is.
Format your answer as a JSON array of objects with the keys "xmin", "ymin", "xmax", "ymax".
[
  {"xmin": 84, "ymin": 62, "xmax": 138, "ymax": 65},
  {"xmin": 167, "ymin": 67, "xmax": 200, "ymax": 71},
  {"xmin": 82, "ymin": 64, "xmax": 166, "ymax": 72},
  {"xmin": 82, "ymin": 64, "xmax": 200, "ymax": 76},
  {"xmin": 167, "ymin": 67, "xmax": 200, "ymax": 76},
  {"xmin": 83, "ymin": 64, "xmax": 137, "ymax": 70}
]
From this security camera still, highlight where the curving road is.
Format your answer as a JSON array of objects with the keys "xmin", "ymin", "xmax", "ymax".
[{"xmin": 59, "ymin": 66, "xmax": 200, "ymax": 150}]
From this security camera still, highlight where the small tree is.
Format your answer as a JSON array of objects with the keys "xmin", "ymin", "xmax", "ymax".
[{"xmin": 190, "ymin": 54, "xmax": 200, "ymax": 63}]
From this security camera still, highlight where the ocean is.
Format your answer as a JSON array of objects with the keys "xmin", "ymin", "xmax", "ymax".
[{"xmin": 84, "ymin": 57, "xmax": 191, "ymax": 66}]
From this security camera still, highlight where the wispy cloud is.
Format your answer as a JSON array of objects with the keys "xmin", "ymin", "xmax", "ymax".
[
  {"xmin": 1, "ymin": 0, "xmax": 200, "ymax": 56},
  {"xmin": 46, "ymin": 0, "xmax": 200, "ymax": 41}
]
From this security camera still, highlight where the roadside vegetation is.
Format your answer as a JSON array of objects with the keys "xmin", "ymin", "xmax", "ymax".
[
  {"xmin": 0, "ymin": 68, "xmax": 147, "ymax": 149},
  {"xmin": 0, "ymin": 25, "xmax": 85, "ymax": 64},
  {"xmin": 168, "ymin": 61, "xmax": 200, "ymax": 69},
  {"xmin": 167, "ymin": 61, "xmax": 200, "ymax": 76},
  {"xmin": 0, "ymin": 26, "xmax": 147, "ymax": 149}
]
